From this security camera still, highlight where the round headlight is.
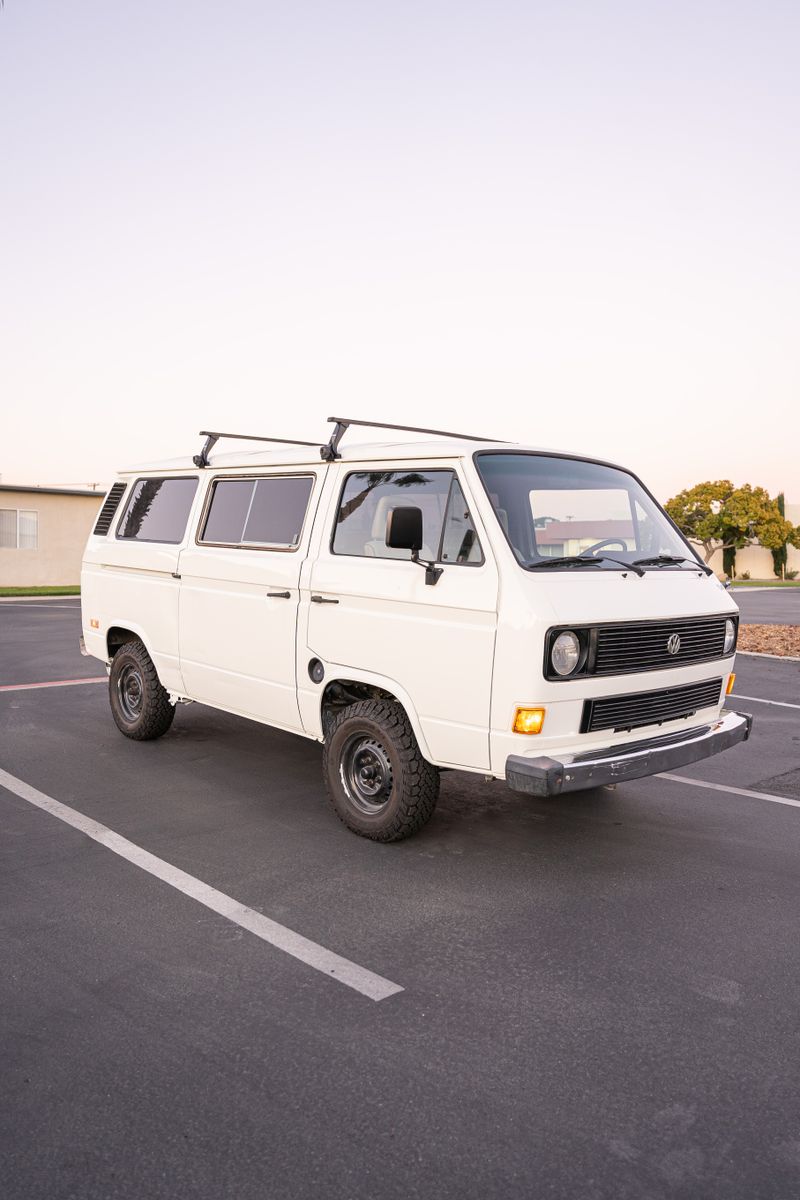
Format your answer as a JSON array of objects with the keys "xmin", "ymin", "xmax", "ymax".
[
  {"xmin": 551, "ymin": 631, "xmax": 581, "ymax": 676},
  {"xmin": 723, "ymin": 618, "xmax": 736, "ymax": 655}
]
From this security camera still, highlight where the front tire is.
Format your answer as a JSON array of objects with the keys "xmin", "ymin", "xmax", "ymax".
[
  {"xmin": 323, "ymin": 700, "xmax": 440, "ymax": 841},
  {"xmin": 108, "ymin": 639, "xmax": 175, "ymax": 741}
]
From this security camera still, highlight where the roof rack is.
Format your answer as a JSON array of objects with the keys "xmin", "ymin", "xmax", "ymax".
[
  {"xmin": 320, "ymin": 416, "xmax": 502, "ymax": 461},
  {"xmin": 193, "ymin": 430, "xmax": 322, "ymax": 468}
]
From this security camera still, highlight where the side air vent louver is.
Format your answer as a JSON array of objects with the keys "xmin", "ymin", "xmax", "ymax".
[{"xmin": 93, "ymin": 483, "xmax": 127, "ymax": 536}]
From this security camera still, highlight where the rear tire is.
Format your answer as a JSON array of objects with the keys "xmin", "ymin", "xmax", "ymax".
[
  {"xmin": 108, "ymin": 638, "xmax": 175, "ymax": 741},
  {"xmin": 323, "ymin": 700, "xmax": 440, "ymax": 841}
]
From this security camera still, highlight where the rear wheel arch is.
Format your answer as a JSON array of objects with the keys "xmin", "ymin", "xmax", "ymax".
[{"xmin": 107, "ymin": 624, "xmax": 151, "ymax": 661}]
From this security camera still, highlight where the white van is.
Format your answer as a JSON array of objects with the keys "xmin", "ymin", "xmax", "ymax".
[{"xmin": 81, "ymin": 418, "xmax": 750, "ymax": 841}]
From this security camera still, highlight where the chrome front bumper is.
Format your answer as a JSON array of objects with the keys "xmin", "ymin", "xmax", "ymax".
[{"xmin": 505, "ymin": 710, "xmax": 752, "ymax": 797}]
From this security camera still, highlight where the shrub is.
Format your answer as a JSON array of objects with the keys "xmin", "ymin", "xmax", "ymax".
[
  {"xmin": 740, "ymin": 571, "xmax": 751, "ymax": 580},
  {"xmin": 787, "ymin": 569, "xmax": 798, "ymax": 580}
]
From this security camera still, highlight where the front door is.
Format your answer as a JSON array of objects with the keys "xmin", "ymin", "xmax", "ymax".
[
  {"xmin": 178, "ymin": 471, "xmax": 321, "ymax": 731},
  {"xmin": 305, "ymin": 462, "xmax": 498, "ymax": 769}
]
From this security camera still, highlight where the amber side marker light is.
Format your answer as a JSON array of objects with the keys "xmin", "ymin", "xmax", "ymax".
[
  {"xmin": 513, "ymin": 707, "xmax": 546, "ymax": 735},
  {"xmin": 726, "ymin": 673, "xmax": 736, "ymax": 696}
]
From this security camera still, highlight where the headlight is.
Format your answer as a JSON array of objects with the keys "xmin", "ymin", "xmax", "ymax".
[
  {"xmin": 723, "ymin": 618, "xmax": 736, "ymax": 655},
  {"xmin": 551, "ymin": 630, "xmax": 581, "ymax": 676}
]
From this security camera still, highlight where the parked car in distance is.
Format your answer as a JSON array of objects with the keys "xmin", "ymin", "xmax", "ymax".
[{"xmin": 81, "ymin": 418, "xmax": 751, "ymax": 841}]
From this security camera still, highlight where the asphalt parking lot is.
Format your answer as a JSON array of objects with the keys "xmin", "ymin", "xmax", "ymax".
[{"xmin": 2, "ymin": 598, "xmax": 800, "ymax": 1200}]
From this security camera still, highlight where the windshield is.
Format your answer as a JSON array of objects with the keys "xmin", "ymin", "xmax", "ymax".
[{"xmin": 475, "ymin": 453, "xmax": 699, "ymax": 571}]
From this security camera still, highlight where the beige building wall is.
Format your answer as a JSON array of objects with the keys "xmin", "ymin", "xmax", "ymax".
[
  {"xmin": 0, "ymin": 488, "xmax": 104, "ymax": 587},
  {"xmin": 698, "ymin": 501, "xmax": 800, "ymax": 580}
]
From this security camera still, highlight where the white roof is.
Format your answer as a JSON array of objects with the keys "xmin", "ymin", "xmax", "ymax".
[
  {"xmin": 122, "ymin": 437, "xmax": 515, "ymax": 475},
  {"xmin": 121, "ymin": 436, "xmax": 630, "ymax": 477}
]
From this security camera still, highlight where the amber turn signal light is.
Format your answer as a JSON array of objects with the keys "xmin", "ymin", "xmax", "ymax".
[
  {"xmin": 513, "ymin": 707, "xmax": 546, "ymax": 735},
  {"xmin": 726, "ymin": 673, "xmax": 736, "ymax": 695}
]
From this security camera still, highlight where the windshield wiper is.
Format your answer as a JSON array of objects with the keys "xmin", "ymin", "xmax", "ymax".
[
  {"xmin": 633, "ymin": 554, "xmax": 712, "ymax": 575},
  {"xmin": 527, "ymin": 555, "xmax": 644, "ymax": 577}
]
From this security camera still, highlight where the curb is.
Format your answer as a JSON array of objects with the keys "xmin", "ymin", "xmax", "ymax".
[{"xmin": 737, "ymin": 650, "xmax": 800, "ymax": 662}]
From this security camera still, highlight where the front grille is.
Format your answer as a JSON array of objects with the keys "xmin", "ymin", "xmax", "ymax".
[
  {"xmin": 93, "ymin": 482, "xmax": 127, "ymax": 536},
  {"xmin": 593, "ymin": 615, "xmax": 732, "ymax": 676},
  {"xmin": 581, "ymin": 677, "xmax": 723, "ymax": 734}
]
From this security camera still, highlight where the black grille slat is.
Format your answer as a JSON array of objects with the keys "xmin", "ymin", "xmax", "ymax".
[
  {"xmin": 582, "ymin": 678, "xmax": 723, "ymax": 733},
  {"xmin": 92, "ymin": 483, "xmax": 127, "ymax": 536},
  {"xmin": 592, "ymin": 616, "xmax": 731, "ymax": 675},
  {"xmin": 597, "ymin": 646, "xmax": 724, "ymax": 667}
]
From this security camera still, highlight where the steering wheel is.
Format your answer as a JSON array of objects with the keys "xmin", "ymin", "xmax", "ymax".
[{"xmin": 582, "ymin": 538, "xmax": 629, "ymax": 555}]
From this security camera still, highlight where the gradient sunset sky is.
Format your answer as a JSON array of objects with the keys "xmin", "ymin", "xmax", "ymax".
[{"xmin": 1, "ymin": 1, "xmax": 798, "ymax": 500}]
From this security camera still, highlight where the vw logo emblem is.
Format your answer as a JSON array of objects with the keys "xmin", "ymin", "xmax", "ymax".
[{"xmin": 666, "ymin": 633, "xmax": 681, "ymax": 655}]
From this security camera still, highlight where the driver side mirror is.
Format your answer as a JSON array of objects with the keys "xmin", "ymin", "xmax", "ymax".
[
  {"xmin": 385, "ymin": 505, "xmax": 442, "ymax": 585},
  {"xmin": 385, "ymin": 506, "xmax": 423, "ymax": 552}
]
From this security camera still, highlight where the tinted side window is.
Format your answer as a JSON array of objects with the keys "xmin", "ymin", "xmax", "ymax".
[
  {"xmin": 244, "ymin": 477, "xmax": 314, "ymax": 545},
  {"xmin": 201, "ymin": 480, "xmax": 253, "ymax": 544},
  {"xmin": 333, "ymin": 469, "xmax": 481, "ymax": 564},
  {"xmin": 200, "ymin": 476, "xmax": 314, "ymax": 548},
  {"xmin": 117, "ymin": 477, "xmax": 198, "ymax": 543}
]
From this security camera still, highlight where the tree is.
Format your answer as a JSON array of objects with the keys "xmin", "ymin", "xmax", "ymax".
[
  {"xmin": 771, "ymin": 492, "xmax": 788, "ymax": 578},
  {"xmin": 665, "ymin": 480, "xmax": 800, "ymax": 565}
]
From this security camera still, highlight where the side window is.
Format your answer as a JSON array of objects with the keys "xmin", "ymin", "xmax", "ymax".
[
  {"xmin": 117, "ymin": 477, "xmax": 198, "ymax": 544},
  {"xmin": 440, "ymin": 480, "xmax": 483, "ymax": 564},
  {"xmin": 200, "ymin": 476, "xmax": 314, "ymax": 548},
  {"xmin": 333, "ymin": 469, "xmax": 482, "ymax": 564},
  {"xmin": 0, "ymin": 509, "xmax": 39, "ymax": 550}
]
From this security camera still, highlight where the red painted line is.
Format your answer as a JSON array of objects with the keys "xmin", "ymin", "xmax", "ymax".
[{"xmin": 0, "ymin": 676, "xmax": 107, "ymax": 693}]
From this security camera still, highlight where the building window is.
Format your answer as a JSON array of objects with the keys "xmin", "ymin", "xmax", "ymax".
[
  {"xmin": 0, "ymin": 509, "xmax": 39, "ymax": 550},
  {"xmin": 18, "ymin": 510, "xmax": 38, "ymax": 550}
]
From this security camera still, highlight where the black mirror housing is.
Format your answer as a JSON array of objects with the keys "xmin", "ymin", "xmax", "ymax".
[{"xmin": 385, "ymin": 506, "xmax": 423, "ymax": 552}]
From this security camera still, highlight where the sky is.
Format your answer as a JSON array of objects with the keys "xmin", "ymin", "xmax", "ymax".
[{"xmin": 1, "ymin": 0, "xmax": 798, "ymax": 502}]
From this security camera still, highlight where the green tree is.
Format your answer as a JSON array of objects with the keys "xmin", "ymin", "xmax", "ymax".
[
  {"xmin": 665, "ymin": 480, "xmax": 800, "ymax": 566},
  {"xmin": 771, "ymin": 492, "xmax": 789, "ymax": 578}
]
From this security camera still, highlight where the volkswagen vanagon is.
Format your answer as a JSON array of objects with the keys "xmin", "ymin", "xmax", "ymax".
[{"xmin": 80, "ymin": 418, "xmax": 750, "ymax": 841}]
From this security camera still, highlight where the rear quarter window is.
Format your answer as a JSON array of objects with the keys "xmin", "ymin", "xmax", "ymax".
[{"xmin": 116, "ymin": 477, "xmax": 198, "ymax": 544}]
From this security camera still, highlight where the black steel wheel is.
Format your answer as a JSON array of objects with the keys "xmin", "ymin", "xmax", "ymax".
[
  {"xmin": 323, "ymin": 700, "xmax": 439, "ymax": 841},
  {"xmin": 108, "ymin": 638, "xmax": 175, "ymax": 741}
]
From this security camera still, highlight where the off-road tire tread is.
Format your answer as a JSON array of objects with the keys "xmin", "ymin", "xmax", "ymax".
[
  {"xmin": 109, "ymin": 638, "xmax": 175, "ymax": 741},
  {"xmin": 323, "ymin": 700, "xmax": 439, "ymax": 842}
]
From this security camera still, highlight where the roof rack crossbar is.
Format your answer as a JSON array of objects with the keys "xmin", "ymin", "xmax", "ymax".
[
  {"xmin": 193, "ymin": 430, "xmax": 322, "ymax": 468},
  {"xmin": 320, "ymin": 417, "xmax": 502, "ymax": 461}
]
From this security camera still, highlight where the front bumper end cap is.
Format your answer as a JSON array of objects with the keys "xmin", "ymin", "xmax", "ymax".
[{"xmin": 505, "ymin": 710, "xmax": 753, "ymax": 798}]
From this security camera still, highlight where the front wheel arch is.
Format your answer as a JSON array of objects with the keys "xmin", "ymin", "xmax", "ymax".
[{"xmin": 318, "ymin": 671, "xmax": 435, "ymax": 762}]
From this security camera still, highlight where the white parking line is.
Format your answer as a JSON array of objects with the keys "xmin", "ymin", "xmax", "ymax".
[
  {"xmin": 0, "ymin": 602, "xmax": 81, "ymax": 609},
  {"xmin": 660, "ymin": 773, "xmax": 800, "ymax": 810},
  {"xmin": 731, "ymin": 694, "xmax": 800, "ymax": 710},
  {"xmin": 0, "ymin": 677, "xmax": 106, "ymax": 693},
  {"xmin": 0, "ymin": 767, "xmax": 403, "ymax": 1002}
]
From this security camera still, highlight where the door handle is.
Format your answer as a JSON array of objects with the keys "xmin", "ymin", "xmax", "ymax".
[
  {"xmin": 310, "ymin": 595, "xmax": 339, "ymax": 604},
  {"xmin": 267, "ymin": 591, "xmax": 291, "ymax": 599}
]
